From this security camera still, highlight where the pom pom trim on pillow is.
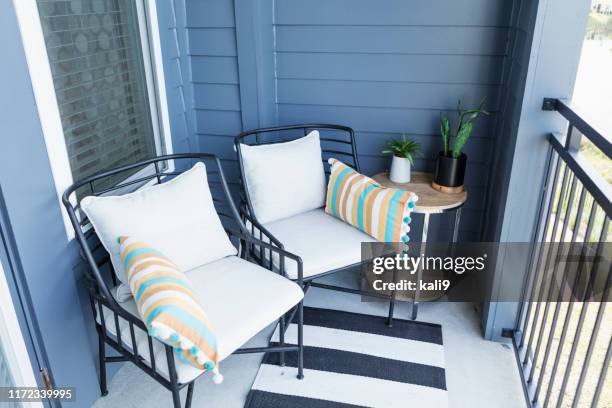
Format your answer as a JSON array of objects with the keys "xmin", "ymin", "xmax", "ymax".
[{"xmin": 325, "ymin": 158, "xmax": 418, "ymax": 243}]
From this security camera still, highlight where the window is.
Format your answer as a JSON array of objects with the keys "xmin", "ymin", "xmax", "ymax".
[{"xmin": 34, "ymin": 0, "xmax": 167, "ymax": 192}]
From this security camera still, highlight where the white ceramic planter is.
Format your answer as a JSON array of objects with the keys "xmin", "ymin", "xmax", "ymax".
[{"xmin": 389, "ymin": 155, "xmax": 411, "ymax": 183}]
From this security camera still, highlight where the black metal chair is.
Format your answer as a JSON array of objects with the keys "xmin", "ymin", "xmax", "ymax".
[
  {"xmin": 62, "ymin": 154, "xmax": 305, "ymax": 408},
  {"xmin": 235, "ymin": 124, "xmax": 399, "ymax": 325}
]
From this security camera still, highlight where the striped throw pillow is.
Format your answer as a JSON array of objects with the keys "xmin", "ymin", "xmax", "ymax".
[
  {"xmin": 325, "ymin": 158, "xmax": 418, "ymax": 243},
  {"xmin": 118, "ymin": 236, "xmax": 221, "ymax": 379}
]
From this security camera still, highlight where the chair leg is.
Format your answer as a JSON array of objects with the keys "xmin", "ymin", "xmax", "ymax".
[
  {"xmin": 278, "ymin": 315, "xmax": 286, "ymax": 367},
  {"xmin": 411, "ymin": 301, "xmax": 419, "ymax": 320},
  {"xmin": 166, "ymin": 346, "xmax": 182, "ymax": 408},
  {"xmin": 97, "ymin": 329, "xmax": 108, "ymax": 396},
  {"xmin": 185, "ymin": 382, "xmax": 194, "ymax": 408},
  {"xmin": 297, "ymin": 300, "xmax": 304, "ymax": 379},
  {"xmin": 169, "ymin": 382, "xmax": 181, "ymax": 408}
]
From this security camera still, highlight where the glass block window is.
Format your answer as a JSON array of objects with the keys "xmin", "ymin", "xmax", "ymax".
[{"xmin": 35, "ymin": 0, "xmax": 163, "ymax": 187}]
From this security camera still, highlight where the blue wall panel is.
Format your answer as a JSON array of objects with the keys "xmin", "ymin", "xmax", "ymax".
[
  {"xmin": 184, "ymin": 0, "xmax": 515, "ymax": 241},
  {"xmin": 271, "ymin": 0, "xmax": 514, "ymax": 240},
  {"xmin": 275, "ymin": 26, "xmax": 509, "ymax": 55},
  {"xmin": 185, "ymin": 0, "xmax": 243, "ymax": 164},
  {"xmin": 275, "ymin": 0, "xmax": 512, "ymax": 26},
  {"xmin": 156, "ymin": 0, "xmax": 196, "ymax": 153}
]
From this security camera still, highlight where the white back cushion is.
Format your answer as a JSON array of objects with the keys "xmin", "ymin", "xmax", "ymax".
[
  {"xmin": 81, "ymin": 162, "xmax": 237, "ymax": 285},
  {"xmin": 240, "ymin": 130, "xmax": 326, "ymax": 223}
]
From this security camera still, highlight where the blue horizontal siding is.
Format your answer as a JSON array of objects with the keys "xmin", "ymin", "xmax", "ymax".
[
  {"xmin": 185, "ymin": 0, "xmax": 513, "ymax": 240},
  {"xmin": 277, "ymin": 104, "xmax": 496, "ymax": 135},
  {"xmin": 187, "ymin": 0, "xmax": 243, "ymax": 152},
  {"xmin": 195, "ymin": 110, "xmax": 242, "ymax": 135},
  {"xmin": 275, "ymin": 0, "xmax": 512, "ymax": 26},
  {"xmin": 185, "ymin": 0, "xmax": 235, "ymax": 28},
  {"xmin": 277, "ymin": 79, "xmax": 500, "ymax": 110},
  {"xmin": 188, "ymin": 28, "xmax": 237, "ymax": 56},
  {"xmin": 193, "ymin": 83, "xmax": 241, "ymax": 110},
  {"xmin": 276, "ymin": 26, "xmax": 509, "ymax": 55},
  {"xmin": 276, "ymin": 53, "xmax": 505, "ymax": 84},
  {"xmin": 273, "ymin": 0, "xmax": 513, "ymax": 240},
  {"xmin": 191, "ymin": 56, "xmax": 239, "ymax": 84}
]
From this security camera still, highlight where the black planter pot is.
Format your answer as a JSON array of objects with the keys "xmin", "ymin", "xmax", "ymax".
[{"xmin": 433, "ymin": 151, "xmax": 467, "ymax": 190}]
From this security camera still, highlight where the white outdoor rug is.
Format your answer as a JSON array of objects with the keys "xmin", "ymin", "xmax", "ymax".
[{"xmin": 245, "ymin": 307, "xmax": 448, "ymax": 408}]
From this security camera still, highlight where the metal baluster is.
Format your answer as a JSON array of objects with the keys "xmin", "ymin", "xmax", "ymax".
[
  {"xmin": 523, "ymin": 164, "xmax": 570, "ymax": 371},
  {"xmin": 520, "ymin": 156, "xmax": 563, "ymax": 350},
  {"xmin": 554, "ymin": 213, "xmax": 606, "ymax": 408},
  {"xmin": 541, "ymin": 188, "xmax": 590, "ymax": 407},
  {"xmin": 517, "ymin": 151, "xmax": 558, "ymax": 346},
  {"xmin": 571, "ymin": 229, "xmax": 611, "ymax": 408},
  {"xmin": 590, "ymin": 338, "xmax": 612, "ymax": 408},
  {"xmin": 533, "ymin": 181, "xmax": 584, "ymax": 404},
  {"xmin": 529, "ymin": 174, "xmax": 578, "ymax": 387}
]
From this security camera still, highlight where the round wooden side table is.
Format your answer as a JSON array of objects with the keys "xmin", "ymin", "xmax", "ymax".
[{"xmin": 372, "ymin": 172, "xmax": 468, "ymax": 319}]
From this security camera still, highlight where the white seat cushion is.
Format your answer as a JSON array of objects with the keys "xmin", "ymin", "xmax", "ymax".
[
  {"xmin": 263, "ymin": 208, "xmax": 377, "ymax": 279},
  {"xmin": 98, "ymin": 256, "xmax": 303, "ymax": 383}
]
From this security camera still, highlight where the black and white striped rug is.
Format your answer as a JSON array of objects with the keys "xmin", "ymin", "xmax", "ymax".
[{"xmin": 245, "ymin": 307, "xmax": 447, "ymax": 408}]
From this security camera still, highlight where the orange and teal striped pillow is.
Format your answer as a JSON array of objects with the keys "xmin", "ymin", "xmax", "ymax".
[
  {"xmin": 325, "ymin": 159, "xmax": 418, "ymax": 243},
  {"xmin": 118, "ymin": 236, "xmax": 222, "ymax": 381}
]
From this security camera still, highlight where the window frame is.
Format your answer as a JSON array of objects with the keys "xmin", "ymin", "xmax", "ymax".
[{"xmin": 13, "ymin": 0, "xmax": 174, "ymax": 241}]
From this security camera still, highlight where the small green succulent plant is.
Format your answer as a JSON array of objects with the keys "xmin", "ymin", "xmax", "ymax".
[
  {"xmin": 440, "ymin": 97, "xmax": 490, "ymax": 158},
  {"xmin": 382, "ymin": 134, "xmax": 421, "ymax": 165}
]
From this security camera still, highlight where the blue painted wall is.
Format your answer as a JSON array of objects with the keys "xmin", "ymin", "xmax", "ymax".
[
  {"xmin": 156, "ymin": 0, "xmax": 196, "ymax": 153},
  {"xmin": 272, "ymin": 0, "xmax": 513, "ymax": 241},
  {"xmin": 189, "ymin": 0, "xmax": 517, "ymax": 242},
  {"xmin": 184, "ymin": 0, "xmax": 244, "ymax": 191}
]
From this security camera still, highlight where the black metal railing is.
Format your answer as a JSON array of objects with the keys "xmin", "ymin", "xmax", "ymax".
[{"xmin": 512, "ymin": 98, "xmax": 611, "ymax": 408}]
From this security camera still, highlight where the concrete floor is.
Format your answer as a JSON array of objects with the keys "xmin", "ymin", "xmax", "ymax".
[{"xmin": 92, "ymin": 272, "xmax": 525, "ymax": 408}]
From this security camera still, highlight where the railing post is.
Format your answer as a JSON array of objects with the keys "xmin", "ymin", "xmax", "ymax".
[
  {"xmin": 541, "ymin": 97, "xmax": 558, "ymax": 111},
  {"xmin": 565, "ymin": 125, "xmax": 582, "ymax": 152}
]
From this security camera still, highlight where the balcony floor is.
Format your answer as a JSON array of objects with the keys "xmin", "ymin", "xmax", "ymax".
[{"xmin": 93, "ymin": 272, "xmax": 525, "ymax": 408}]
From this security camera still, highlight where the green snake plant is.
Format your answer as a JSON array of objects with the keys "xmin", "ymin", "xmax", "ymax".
[{"xmin": 440, "ymin": 97, "xmax": 489, "ymax": 158}]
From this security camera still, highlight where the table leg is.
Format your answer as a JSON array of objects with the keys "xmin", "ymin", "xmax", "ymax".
[
  {"xmin": 412, "ymin": 213, "xmax": 430, "ymax": 320},
  {"xmin": 452, "ymin": 208, "xmax": 462, "ymax": 242}
]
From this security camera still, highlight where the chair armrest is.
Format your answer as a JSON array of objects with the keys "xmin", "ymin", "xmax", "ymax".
[
  {"xmin": 239, "ymin": 205, "xmax": 285, "ymax": 249},
  {"xmin": 242, "ymin": 233, "xmax": 304, "ymax": 284},
  {"xmin": 226, "ymin": 223, "xmax": 303, "ymax": 284},
  {"xmin": 92, "ymin": 290, "xmax": 149, "ymax": 333}
]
